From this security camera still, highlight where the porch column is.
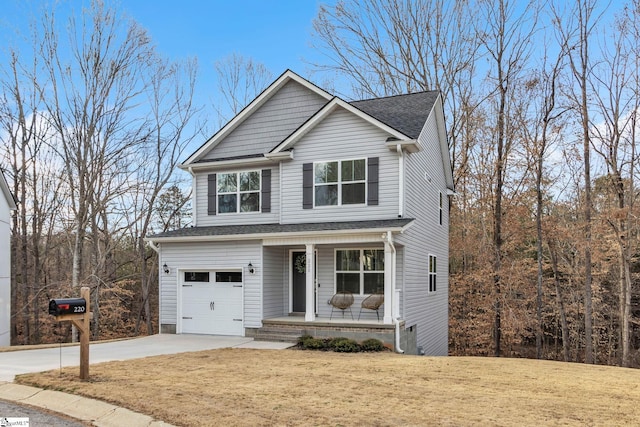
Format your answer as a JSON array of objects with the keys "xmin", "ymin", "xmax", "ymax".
[
  {"xmin": 383, "ymin": 239, "xmax": 393, "ymax": 324},
  {"xmin": 305, "ymin": 243, "xmax": 316, "ymax": 321}
]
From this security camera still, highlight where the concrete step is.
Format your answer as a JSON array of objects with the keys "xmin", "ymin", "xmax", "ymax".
[
  {"xmin": 254, "ymin": 333, "xmax": 300, "ymax": 343},
  {"xmin": 258, "ymin": 327, "xmax": 305, "ymax": 336}
]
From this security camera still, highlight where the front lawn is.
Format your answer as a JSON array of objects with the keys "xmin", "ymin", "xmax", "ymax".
[{"xmin": 16, "ymin": 349, "xmax": 640, "ymax": 426}]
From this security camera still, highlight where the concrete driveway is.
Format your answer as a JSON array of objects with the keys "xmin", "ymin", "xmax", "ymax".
[{"xmin": 0, "ymin": 334, "xmax": 292, "ymax": 382}]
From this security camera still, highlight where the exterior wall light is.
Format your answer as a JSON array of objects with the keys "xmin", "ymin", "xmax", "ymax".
[
  {"xmin": 163, "ymin": 263, "xmax": 170, "ymax": 274},
  {"xmin": 248, "ymin": 262, "xmax": 255, "ymax": 274}
]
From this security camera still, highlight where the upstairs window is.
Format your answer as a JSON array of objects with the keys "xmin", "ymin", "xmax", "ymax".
[
  {"xmin": 217, "ymin": 171, "xmax": 260, "ymax": 213},
  {"xmin": 314, "ymin": 159, "xmax": 366, "ymax": 206},
  {"xmin": 439, "ymin": 191, "xmax": 443, "ymax": 225}
]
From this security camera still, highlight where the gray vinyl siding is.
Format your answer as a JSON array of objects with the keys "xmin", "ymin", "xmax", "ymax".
[
  {"xmin": 159, "ymin": 240, "xmax": 263, "ymax": 329},
  {"xmin": 195, "ymin": 166, "xmax": 280, "ymax": 226},
  {"xmin": 202, "ymin": 80, "xmax": 328, "ymax": 160},
  {"xmin": 262, "ymin": 246, "xmax": 286, "ymax": 318},
  {"xmin": 396, "ymin": 111, "xmax": 449, "ymax": 356},
  {"xmin": 281, "ymin": 108, "xmax": 400, "ymax": 224}
]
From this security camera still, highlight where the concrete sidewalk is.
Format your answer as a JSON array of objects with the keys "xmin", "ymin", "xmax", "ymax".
[{"xmin": 0, "ymin": 334, "xmax": 292, "ymax": 426}]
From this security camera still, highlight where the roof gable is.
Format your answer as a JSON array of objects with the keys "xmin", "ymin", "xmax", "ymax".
[
  {"xmin": 181, "ymin": 70, "xmax": 333, "ymax": 167},
  {"xmin": 270, "ymin": 97, "xmax": 411, "ymax": 154}
]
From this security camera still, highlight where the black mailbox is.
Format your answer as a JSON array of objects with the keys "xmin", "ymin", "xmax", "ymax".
[{"xmin": 49, "ymin": 298, "xmax": 86, "ymax": 316}]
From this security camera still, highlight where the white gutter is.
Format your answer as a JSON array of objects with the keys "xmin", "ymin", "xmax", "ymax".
[
  {"xmin": 179, "ymin": 156, "xmax": 274, "ymax": 171},
  {"xmin": 188, "ymin": 167, "xmax": 196, "ymax": 226},
  {"xmin": 147, "ymin": 239, "xmax": 162, "ymax": 335},
  {"xmin": 385, "ymin": 231, "xmax": 404, "ymax": 354},
  {"xmin": 397, "ymin": 144, "xmax": 404, "ymax": 218},
  {"xmin": 264, "ymin": 151, "xmax": 294, "ymax": 161},
  {"xmin": 147, "ymin": 240, "xmax": 160, "ymax": 253}
]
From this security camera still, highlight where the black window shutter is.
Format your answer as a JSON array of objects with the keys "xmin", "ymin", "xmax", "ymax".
[
  {"xmin": 207, "ymin": 173, "xmax": 217, "ymax": 215},
  {"xmin": 261, "ymin": 169, "xmax": 271, "ymax": 213},
  {"xmin": 367, "ymin": 157, "xmax": 379, "ymax": 206},
  {"xmin": 303, "ymin": 163, "xmax": 313, "ymax": 209}
]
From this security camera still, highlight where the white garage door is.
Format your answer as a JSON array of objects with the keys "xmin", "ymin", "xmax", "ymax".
[{"xmin": 180, "ymin": 271, "xmax": 243, "ymax": 336}]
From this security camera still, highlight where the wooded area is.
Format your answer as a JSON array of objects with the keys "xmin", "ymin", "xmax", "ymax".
[{"xmin": 2, "ymin": 0, "xmax": 640, "ymax": 368}]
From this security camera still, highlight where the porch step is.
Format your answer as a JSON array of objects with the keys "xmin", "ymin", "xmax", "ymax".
[
  {"xmin": 254, "ymin": 324, "xmax": 304, "ymax": 343},
  {"xmin": 253, "ymin": 333, "xmax": 300, "ymax": 343}
]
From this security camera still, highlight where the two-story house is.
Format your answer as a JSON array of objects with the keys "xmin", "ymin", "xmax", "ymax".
[
  {"xmin": 147, "ymin": 70, "xmax": 454, "ymax": 355},
  {"xmin": 1, "ymin": 168, "xmax": 17, "ymax": 347}
]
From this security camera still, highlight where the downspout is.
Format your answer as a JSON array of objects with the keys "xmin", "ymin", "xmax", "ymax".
[
  {"xmin": 146, "ymin": 239, "xmax": 162, "ymax": 334},
  {"xmin": 385, "ymin": 231, "xmax": 404, "ymax": 354},
  {"xmin": 188, "ymin": 167, "xmax": 196, "ymax": 226},
  {"xmin": 397, "ymin": 145, "xmax": 404, "ymax": 218}
]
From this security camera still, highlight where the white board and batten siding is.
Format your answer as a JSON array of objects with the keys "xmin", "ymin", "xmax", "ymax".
[
  {"xmin": 0, "ymin": 185, "xmax": 12, "ymax": 346},
  {"xmin": 396, "ymin": 111, "xmax": 449, "ymax": 356},
  {"xmin": 202, "ymin": 80, "xmax": 328, "ymax": 161},
  {"xmin": 281, "ymin": 107, "xmax": 401, "ymax": 224},
  {"xmin": 159, "ymin": 241, "xmax": 263, "ymax": 333},
  {"xmin": 195, "ymin": 165, "xmax": 280, "ymax": 227}
]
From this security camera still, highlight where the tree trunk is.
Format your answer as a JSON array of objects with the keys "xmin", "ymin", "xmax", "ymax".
[{"xmin": 549, "ymin": 243, "xmax": 570, "ymax": 362}]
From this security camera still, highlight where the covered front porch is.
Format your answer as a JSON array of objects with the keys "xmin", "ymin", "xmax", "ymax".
[{"xmin": 257, "ymin": 224, "xmax": 408, "ymax": 350}]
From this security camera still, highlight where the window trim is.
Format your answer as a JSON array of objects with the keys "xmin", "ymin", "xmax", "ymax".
[
  {"xmin": 334, "ymin": 248, "xmax": 385, "ymax": 295},
  {"xmin": 428, "ymin": 254, "xmax": 437, "ymax": 293},
  {"xmin": 216, "ymin": 169, "xmax": 261, "ymax": 214},
  {"xmin": 313, "ymin": 158, "xmax": 367, "ymax": 208}
]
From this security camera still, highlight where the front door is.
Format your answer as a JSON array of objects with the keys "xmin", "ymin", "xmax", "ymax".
[{"xmin": 291, "ymin": 251, "xmax": 316, "ymax": 313}]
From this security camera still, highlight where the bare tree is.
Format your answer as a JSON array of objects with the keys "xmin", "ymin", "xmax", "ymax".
[
  {"xmin": 518, "ymin": 46, "xmax": 566, "ymax": 358},
  {"xmin": 476, "ymin": 0, "xmax": 538, "ymax": 356},
  {"xmin": 0, "ymin": 45, "xmax": 65, "ymax": 343},
  {"xmin": 132, "ymin": 56, "xmax": 200, "ymax": 334},
  {"xmin": 553, "ymin": 0, "xmax": 604, "ymax": 364},
  {"xmin": 38, "ymin": 1, "xmax": 153, "ymax": 293},
  {"xmin": 587, "ymin": 5, "xmax": 639, "ymax": 367}
]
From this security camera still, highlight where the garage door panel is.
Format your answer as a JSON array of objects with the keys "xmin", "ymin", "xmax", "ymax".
[{"xmin": 180, "ymin": 273, "xmax": 243, "ymax": 336}]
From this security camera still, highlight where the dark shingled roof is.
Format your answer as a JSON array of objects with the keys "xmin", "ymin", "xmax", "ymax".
[
  {"xmin": 350, "ymin": 91, "xmax": 440, "ymax": 139},
  {"xmin": 148, "ymin": 218, "xmax": 414, "ymax": 240}
]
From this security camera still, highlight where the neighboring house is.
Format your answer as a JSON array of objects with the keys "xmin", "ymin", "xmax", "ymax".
[
  {"xmin": 147, "ymin": 70, "xmax": 454, "ymax": 355},
  {"xmin": 0, "ymin": 168, "xmax": 17, "ymax": 347}
]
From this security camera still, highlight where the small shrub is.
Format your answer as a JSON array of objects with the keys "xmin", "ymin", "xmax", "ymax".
[
  {"xmin": 297, "ymin": 335, "xmax": 313, "ymax": 346},
  {"xmin": 360, "ymin": 338, "xmax": 385, "ymax": 352},
  {"xmin": 298, "ymin": 335, "xmax": 327, "ymax": 350},
  {"xmin": 329, "ymin": 337, "xmax": 360, "ymax": 353}
]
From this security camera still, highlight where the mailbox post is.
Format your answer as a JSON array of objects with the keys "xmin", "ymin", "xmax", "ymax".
[{"xmin": 49, "ymin": 287, "xmax": 91, "ymax": 380}]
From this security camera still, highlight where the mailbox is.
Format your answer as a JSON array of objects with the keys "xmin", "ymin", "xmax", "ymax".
[{"xmin": 49, "ymin": 298, "xmax": 87, "ymax": 316}]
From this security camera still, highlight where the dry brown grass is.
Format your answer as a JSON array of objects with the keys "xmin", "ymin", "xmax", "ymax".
[{"xmin": 15, "ymin": 349, "xmax": 640, "ymax": 426}]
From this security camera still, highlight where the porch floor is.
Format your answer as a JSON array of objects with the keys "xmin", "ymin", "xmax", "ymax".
[{"xmin": 264, "ymin": 316, "xmax": 393, "ymax": 328}]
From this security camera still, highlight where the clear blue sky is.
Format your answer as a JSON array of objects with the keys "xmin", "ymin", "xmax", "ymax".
[{"xmin": 120, "ymin": 0, "xmax": 326, "ymax": 74}]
